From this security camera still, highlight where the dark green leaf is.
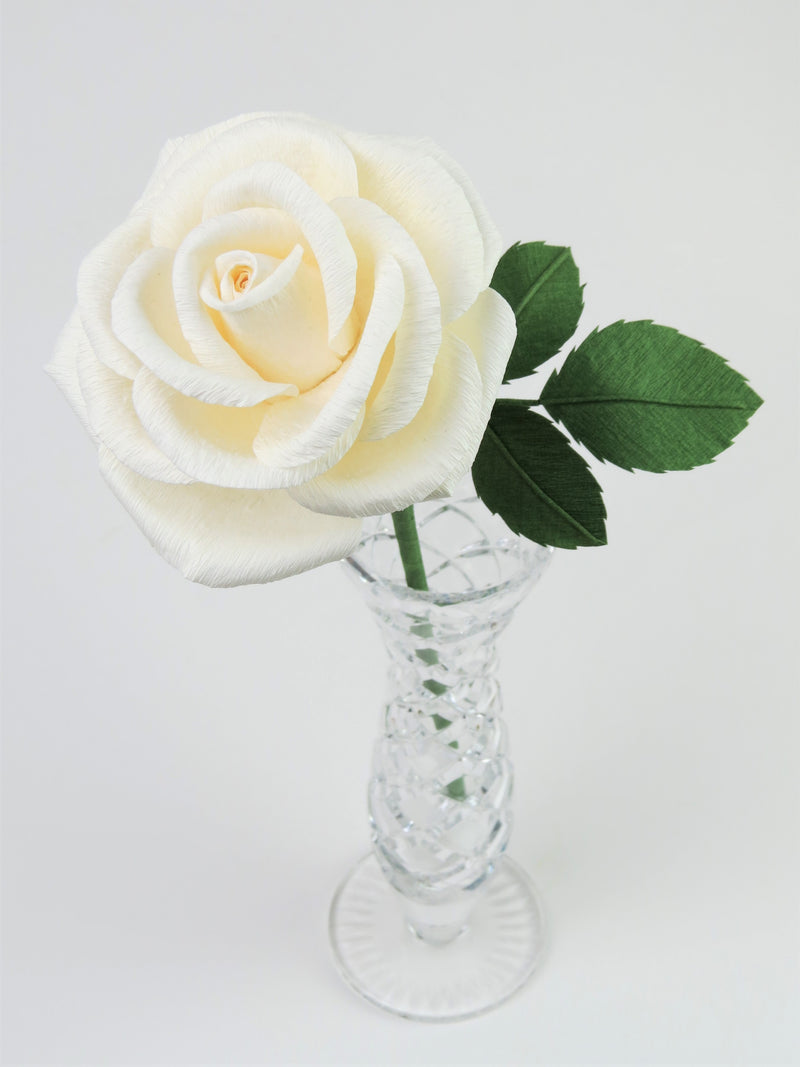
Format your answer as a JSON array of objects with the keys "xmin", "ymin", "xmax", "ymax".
[
  {"xmin": 490, "ymin": 242, "xmax": 584, "ymax": 382},
  {"xmin": 472, "ymin": 403, "xmax": 607, "ymax": 549},
  {"xmin": 540, "ymin": 321, "xmax": 763, "ymax": 472}
]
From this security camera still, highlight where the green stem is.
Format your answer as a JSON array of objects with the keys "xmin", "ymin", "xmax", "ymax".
[
  {"xmin": 392, "ymin": 506, "xmax": 466, "ymax": 801},
  {"xmin": 392, "ymin": 506, "xmax": 429, "ymax": 591}
]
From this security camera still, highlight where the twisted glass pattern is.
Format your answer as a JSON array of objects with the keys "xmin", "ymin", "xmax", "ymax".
[{"xmin": 345, "ymin": 492, "xmax": 552, "ymax": 909}]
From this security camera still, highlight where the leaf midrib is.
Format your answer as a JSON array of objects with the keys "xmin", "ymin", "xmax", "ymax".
[
  {"xmin": 542, "ymin": 395, "xmax": 752, "ymax": 411},
  {"xmin": 513, "ymin": 247, "xmax": 571, "ymax": 320},
  {"xmin": 486, "ymin": 423, "xmax": 603, "ymax": 546}
]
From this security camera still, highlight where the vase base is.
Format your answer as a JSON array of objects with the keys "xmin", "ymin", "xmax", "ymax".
[{"xmin": 328, "ymin": 853, "xmax": 546, "ymax": 1021}]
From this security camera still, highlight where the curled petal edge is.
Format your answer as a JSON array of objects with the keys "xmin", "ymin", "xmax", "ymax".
[
  {"xmin": 112, "ymin": 246, "xmax": 299, "ymax": 407},
  {"xmin": 289, "ymin": 330, "xmax": 485, "ymax": 519},
  {"xmin": 98, "ymin": 448, "xmax": 364, "ymax": 587}
]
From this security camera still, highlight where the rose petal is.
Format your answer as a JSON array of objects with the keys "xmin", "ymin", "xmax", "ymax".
[
  {"xmin": 202, "ymin": 162, "xmax": 358, "ymax": 343},
  {"xmin": 149, "ymin": 114, "xmax": 359, "ymax": 249},
  {"xmin": 289, "ymin": 330, "xmax": 484, "ymax": 518},
  {"xmin": 341, "ymin": 132, "xmax": 485, "ymax": 324},
  {"xmin": 199, "ymin": 247, "xmax": 304, "ymax": 312},
  {"xmin": 199, "ymin": 243, "xmax": 343, "ymax": 392},
  {"xmin": 112, "ymin": 246, "xmax": 299, "ymax": 406},
  {"xmin": 131, "ymin": 368, "xmax": 360, "ymax": 489},
  {"xmin": 332, "ymin": 197, "xmax": 442, "ymax": 441},
  {"xmin": 437, "ymin": 288, "xmax": 517, "ymax": 496},
  {"xmin": 56, "ymin": 115, "xmax": 513, "ymax": 590},
  {"xmin": 399, "ymin": 136, "xmax": 504, "ymax": 287},
  {"xmin": 46, "ymin": 310, "xmax": 96, "ymax": 439},
  {"xmin": 77, "ymin": 213, "xmax": 150, "ymax": 379},
  {"xmin": 252, "ymin": 252, "xmax": 403, "ymax": 468},
  {"xmin": 450, "ymin": 286, "xmax": 517, "ymax": 424},
  {"xmin": 171, "ymin": 208, "xmax": 309, "ymax": 381},
  {"xmin": 133, "ymin": 113, "xmax": 260, "ymax": 211},
  {"xmin": 74, "ymin": 328, "xmax": 192, "ymax": 485},
  {"xmin": 99, "ymin": 447, "xmax": 363, "ymax": 587}
]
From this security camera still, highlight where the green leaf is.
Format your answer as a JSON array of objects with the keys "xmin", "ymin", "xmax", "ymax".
[
  {"xmin": 472, "ymin": 403, "xmax": 607, "ymax": 549},
  {"xmin": 540, "ymin": 321, "xmax": 763, "ymax": 472},
  {"xmin": 490, "ymin": 242, "xmax": 584, "ymax": 382}
]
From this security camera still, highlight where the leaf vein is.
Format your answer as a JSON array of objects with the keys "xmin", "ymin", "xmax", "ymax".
[
  {"xmin": 513, "ymin": 247, "xmax": 571, "ymax": 320},
  {"xmin": 486, "ymin": 424, "xmax": 602, "ymax": 545},
  {"xmin": 544, "ymin": 396, "xmax": 751, "ymax": 411}
]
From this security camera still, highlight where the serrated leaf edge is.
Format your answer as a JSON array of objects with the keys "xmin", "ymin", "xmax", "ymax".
[
  {"xmin": 539, "ymin": 320, "xmax": 763, "ymax": 473},
  {"xmin": 483, "ymin": 421, "xmax": 606, "ymax": 546}
]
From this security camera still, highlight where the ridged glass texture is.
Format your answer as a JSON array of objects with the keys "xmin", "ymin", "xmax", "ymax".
[{"xmin": 329, "ymin": 490, "xmax": 553, "ymax": 1020}]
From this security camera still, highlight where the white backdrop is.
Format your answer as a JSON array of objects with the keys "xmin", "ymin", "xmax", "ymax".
[{"xmin": 2, "ymin": 1, "xmax": 798, "ymax": 1064}]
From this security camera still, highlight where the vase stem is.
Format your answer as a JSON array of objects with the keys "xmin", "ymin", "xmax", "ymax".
[
  {"xmin": 403, "ymin": 893, "xmax": 476, "ymax": 946},
  {"xmin": 330, "ymin": 492, "xmax": 553, "ymax": 1020}
]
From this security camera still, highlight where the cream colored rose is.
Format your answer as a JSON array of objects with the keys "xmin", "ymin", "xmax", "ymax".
[{"xmin": 48, "ymin": 113, "xmax": 516, "ymax": 586}]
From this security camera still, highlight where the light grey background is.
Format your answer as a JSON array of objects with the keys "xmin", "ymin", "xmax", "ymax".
[{"xmin": 2, "ymin": 1, "xmax": 798, "ymax": 1064}]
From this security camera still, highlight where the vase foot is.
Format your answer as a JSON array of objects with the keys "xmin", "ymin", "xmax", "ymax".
[{"xmin": 328, "ymin": 853, "xmax": 546, "ymax": 1021}]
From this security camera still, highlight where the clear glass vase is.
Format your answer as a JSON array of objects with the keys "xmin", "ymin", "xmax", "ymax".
[{"xmin": 329, "ymin": 489, "xmax": 553, "ymax": 1021}]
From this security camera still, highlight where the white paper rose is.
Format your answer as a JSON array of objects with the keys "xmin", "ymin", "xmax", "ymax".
[{"xmin": 48, "ymin": 113, "xmax": 516, "ymax": 586}]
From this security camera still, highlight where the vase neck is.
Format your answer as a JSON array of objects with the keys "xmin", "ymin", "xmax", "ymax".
[
  {"xmin": 369, "ymin": 594, "xmax": 511, "ymax": 901},
  {"xmin": 380, "ymin": 614, "xmax": 500, "ymax": 692}
]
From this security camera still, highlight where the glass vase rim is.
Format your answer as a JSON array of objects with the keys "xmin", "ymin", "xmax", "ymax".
[{"xmin": 344, "ymin": 497, "xmax": 554, "ymax": 608}]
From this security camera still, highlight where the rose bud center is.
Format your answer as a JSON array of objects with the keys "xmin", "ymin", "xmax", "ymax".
[{"xmin": 200, "ymin": 246, "xmax": 357, "ymax": 392}]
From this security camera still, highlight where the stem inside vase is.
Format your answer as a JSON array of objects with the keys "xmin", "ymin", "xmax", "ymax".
[
  {"xmin": 392, "ymin": 505, "xmax": 470, "ymax": 799},
  {"xmin": 391, "ymin": 505, "xmax": 429, "ymax": 591}
]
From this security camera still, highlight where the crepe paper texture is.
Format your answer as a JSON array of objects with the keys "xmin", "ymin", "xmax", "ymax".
[
  {"xmin": 491, "ymin": 242, "xmax": 584, "ymax": 384},
  {"xmin": 47, "ymin": 113, "xmax": 518, "ymax": 587},
  {"xmin": 468, "ymin": 242, "xmax": 763, "ymax": 552},
  {"xmin": 539, "ymin": 321, "xmax": 764, "ymax": 472},
  {"xmin": 48, "ymin": 112, "xmax": 762, "ymax": 586},
  {"xmin": 472, "ymin": 403, "xmax": 606, "ymax": 550}
]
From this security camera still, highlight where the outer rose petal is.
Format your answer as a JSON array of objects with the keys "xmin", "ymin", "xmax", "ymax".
[
  {"xmin": 138, "ymin": 114, "xmax": 348, "ymax": 213},
  {"xmin": 133, "ymin": 113, "xmax": 260, "ymax": 211},
  {"xmin": 149, "ymin": 115, "xmax": 359, "ymax": 249},
  {"xmin": 288, "ymin": 331, "xmax": 484, "ymax": 518},
  {"xmin": 77, "ymin": 213, "xmax": 150, "ymax": 379},
  {"xmin": 402, "ymin": 136, "xmax": 504, "ymax": 286},
  {"xmin": 341, "ymin": 132, "xmax": 485, "ymax": 324},
  {"xmin": 437, "ymin": 288, "xmax": 517, "ymax": 496},
  {"xmin": 451, "ymin": 287, "xmax": 517, "ymax": 423},
  {"xmin": 99, "ymin": 449, "xmax": 363, "ymax": 587},
  {"xmin": 74, "ymin": 328, "xmax": 192, "ymax": 485},
  {"xmin": 46, "ymin": 310, "xmax": 96, "ymax": 439}
]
